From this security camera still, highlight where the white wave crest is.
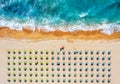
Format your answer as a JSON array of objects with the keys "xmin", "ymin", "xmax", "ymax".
[{"xmin": 0, "ymin": 19, "xmax": 120, "ymax": 34}]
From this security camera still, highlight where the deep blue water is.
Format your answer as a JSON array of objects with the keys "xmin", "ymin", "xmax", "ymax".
[{"xmin": 0, "ymin": 0, "xmax": 120, "ymax": 34}]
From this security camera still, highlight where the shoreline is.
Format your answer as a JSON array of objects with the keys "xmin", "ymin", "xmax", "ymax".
[{"xmin": 0, "ymin": 27, "xmax": 120, "ymax": 41}]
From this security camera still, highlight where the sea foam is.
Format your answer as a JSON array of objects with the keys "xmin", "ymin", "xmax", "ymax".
[
  {"xmin": 0, "ymin": 0, "xmax": 120, "ymax": 34},
  {"xmin": 0, "ymin": 19, "xmax": 120, "ymax": 34}
]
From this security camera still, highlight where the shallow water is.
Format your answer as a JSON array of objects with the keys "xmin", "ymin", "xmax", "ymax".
[{"xmin": 0, "ymin": 0, "xmax": 120, "ymax": 34}]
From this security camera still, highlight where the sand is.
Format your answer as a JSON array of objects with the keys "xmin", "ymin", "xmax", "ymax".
[
  {"xmin": 0, "ymin": 39, "xmax": 120, "ymax": 84},
  {"xmin": 0, "ymin": 27, "xmax": 120, "ymax": 84},
  {"xmin": 0, "ymin": 27, "xmax": 120, "ymax": 41}
]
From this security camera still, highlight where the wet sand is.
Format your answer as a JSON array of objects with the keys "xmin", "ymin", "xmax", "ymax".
[{"xmin": 0, "ymin": 27, "xmax": 120, "ymax": 41}]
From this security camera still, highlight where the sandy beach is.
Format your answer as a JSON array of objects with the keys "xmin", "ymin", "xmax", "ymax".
[
  {"xmin": 0, "ymin": 27, "xmax": 120, "ymax": 84},
  {"xmin": 0, "ymin": 27, "xmax": 120, "ymax": 41},
  {"xmin": 0, "ymin": 0, "xmax": 120, "ymax": 83},
  {"xmin": 0, "ymin": 39, "xmax": 120, "ymax": 84}
]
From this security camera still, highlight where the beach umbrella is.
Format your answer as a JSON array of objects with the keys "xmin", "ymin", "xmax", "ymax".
[
  {"xmin": 102, "ymin": 50, "xmax": 105, "ymax": 55},
  {"xmin": 51, "ymin": 50, "xmax": 54, "ymax": 55},
  {"xmin": 74, "ymin": 62, "xmax": 77, "ymax": 66},
  {"xmin": 62, "ymin": 56, "xmax": 65, "ymax": 60},
  {"xmin": 7, "ymin": 50, "xmax": 11, "ymax": 54},
  {"xmin": 85, "ymin": 62, "xmax": 88, "ymax": 66},
  {"xmin": 46, "ymin": 78, "xmax": 49, "ymax": 82},
  {"xmin": 96, "ymin": 56, "xmax": 100, "ymax": 60},
  {"xmin": 29, "ymin": 78, "xmax": 32, "ymax": 82},
  {"xmin": 18, "ymin": 67, "xmax": 21, "ymax": 71},
  {"xmin": 57, "ymin": 62, "xmax": 60, "ymax": 66},
  {"xmin": 96, "ymin": 50, "xmax": 99, "ymax": 55},
  {"xmin": 79, "ymin": 56, "xmax": 82, "ymax": 60},
  {"xmin": 79, "ymin": 67, "xmax": 82, "ymax": 71},
  {"xmin": 7, "ymin": 72, "xmax": 11, "ymax": 77},
  {"xmin": 79, "ymin": 73, "xmax": 82, "ymax": 77},
  {"xmin": 7, "ymin": 55, "xmax": 10, "ymax": 60},
  {"xmin": 62, "ymin": 50, "xmax": 65, "ymax": 55},
  {"xmin": 108, "ymin": 56, "xmax": 111, "ymax": 60},
  {"xmin": 46, "ymin": 67, "xmax": 49, "ymax": 71},
  {"xmin": 40, "ymin": 67, "xmax": 44, "ymax": 71},
  {"xmin": 24, "ymin": 55, "xmax": 27, "ymax": 60},
  {"xmin": 102, "ymin": 68, "xmax": 105, "ymax": 72},
  {"xmin": 68, "ymin": 56, "xmax": 71, "ymax": 60},
  {"xmin": 57, "ymin": 56, "xmax": 60, "ymax": 60},
  {"xmin": 74, "ymin": 56, "xmax": 77, "ymax": 60},
  {"xmin": 18, "ymin": 56, "xmax": 21, "ymax": 59},
  {"xmin": 91, "ymin": 79, "xmax": 94, "ymax": 83},
  {"xmin": 63, "ymin": 79, "xmax": 66, "ymax": 82},
  {"xmin": 13, "ymin": 61, "xmax": 15, "ymax": 65},
  {"xmin": 102, "ymin": 56, "xmax": 105, "ymax": 60},
  {"xmin": 63, "ymin": 62, "xmax": 65, "ymax": 66},
  {"xmin": 24, "ymin": 61, "xmax": 27, "ymax": 65},
  {"xmin": 108, "ymin": 50, "xmax": 111, "ymax": 55},
  {"xmin": 108, "ymin": 62, "xmax": 111, "ymax": 66},
  {"xmin": 24, "ymin": 67, "xmax": 27, "ymax": 71},
  {"xmin": 91, "ymin": 56, "xmax": 94, "ymax": 60},
  {"xmin": 35, "ymin": 78, "xmax": 38, "ymax": 82},
  {"xmin": 13, "ymin": 50, "xmax": 16, "ymax": 54},
  {"xmin": 46, "ymin": 56, "xmax": 49, "ymax": 60},
  {"xmin": 79, "ymin": 50, "xmax": 82, "ymax": 54},
  {"xmin": 57, "ymin": 51, "xmax": 60, "ymax": 55},
  {"xmin": 96, "ymin": 62, "xmax": 100, "ymax": 66},
  {"xmin": 40, "ymin": 56, "xmax": 43, "ymax": 60},
  {"xmin": 79, "ymin": 62, "xmax": 82, "ymax": 66},
  {"xmin": 102, "ymin": 62, "xmax": 106, "ymax": 66},
  {"xmin": 41, "ymin": 79, "xmax": 44, "ymax": 82},
  {"xmin": 96, "ymin": 68, "xmax": 100, "ymax": 72},
  {"xmin": 85, "ymin": 79, "xmax": 88, "ymax": 83},
  {"xmin": 40, "ymin": 62, "xmax": 43, "ymax": 65},
  {"xmin": 68, "ymin": 50, "xmax": 71, "ymax": 55},
  {"xmin": 91, "ymin": 62, "xmax": 94, "ymax": 66},
  {"xmin": 13, "ymin": 68, "xmax": 16, "ymax": 71},
  {"xmin": 18, "ymin": 50, "xmax": 21, "ymax": 54},
  {"xmin": 35, "ymin": 67, "xmax": 38, "ymax": 71},
  {"xmin": 74, "ymin": 50, "xmax": 78, "ymax": 54},
  {"xmin": 85, "ymin": 68, "xmax": 88, "ymax": 71},
  {"xmin": 35, "ymin": 50, "xmax": 38, "ymax": 54},
  {"xmin": 57, "ymin": 67, "xmax": 60, "ymax": 71},
  {"xmin": 68, "ymin": 67, "xmax": 71, "ymax": 71},
  {"xmin": 24, "ymin": 50, "xmax": 26, "ymax": 54},
  {"xmin": 79, "ymin": 79, "xmax": 82, "ymax": 83},
  {"xmin": 85, "ymin": 73, "xmax": 88, "ymax": 77},
  {"xmin": 46, "ymin": 62, "xmax": 49, "ymax": 66},
  {"xmin": 51, "ymin": 56, "xmax": 54, "ymax": 60},
  {"xmin": 91, "ymin": 67, "xmax": 94, "ymax": 71},
  {"xmin": 7, "ymin": 61, "xmax": 10, "ymax": 65},
  {"xmin": 29, "ymin": 61, "xmax": 32, "ymax": 66},
  {"xmin": 34, "ymin": 56, "xmax": 37, "ymax": 60},
  {"xmin": 29, "ymin": 50, "xmax": 32, "ymax": 54},
  {"xmin": 23, "ymin": 78, "xmax": 27, "ymax": 82},
  {"xmin": 40, "ymin": 50, "xmax": 43, "ymax": 54},
  {"xmin": 13, "ymin": 78, "xmax": 16, "ymax": 82},
  {"xmin": 35, "ymin": 61, "xmax": 38, "ymax": 65},
  {"xmin": 90, "ymin": 50, "xmax": 94, "ymax": 55},
  {"xmin": 46, "ymin": 50, "xmax": 49, "ymax": 54},
  {"xmin": 91, "ymin": 73, "xmax": 94, "ymax": 77},
  {"xmin": 85, "ymin": 50, "xmax": 88, "ymax": 55},
  {"xmin": 85, "ymin": 56, "xmax": 88, "ymax": 60},
  {"xmin": 29, "ymin": 56, "xmax": 32, "ymax": 60}
]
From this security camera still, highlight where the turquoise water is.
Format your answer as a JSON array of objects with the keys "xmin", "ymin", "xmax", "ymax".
[{"xmin": 0, "ymin": 0, "xmax": 120, "ymax": 34}]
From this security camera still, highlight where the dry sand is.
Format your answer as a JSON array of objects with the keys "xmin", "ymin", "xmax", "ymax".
[
  {"xmin": 0, "ymin": 27, "xmax": 120, "ymax": 84},
  {"xmin": 0, "ymin": 39, "xmax": 120, "ymax": 84}
]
